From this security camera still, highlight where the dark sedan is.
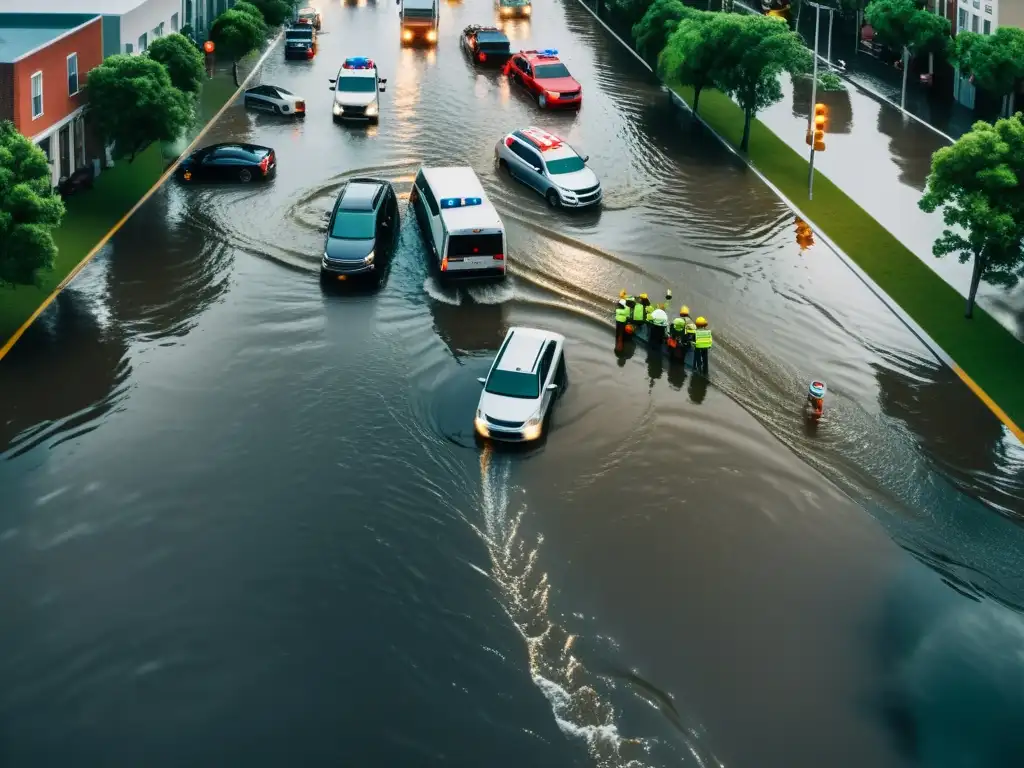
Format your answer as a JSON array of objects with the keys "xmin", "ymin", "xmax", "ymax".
[
  {"xmin": 461, "ymin": 25, "xmax": 511, "ymax": 66},
  {"xmin": 321, "ymin": 178, "xmax": 400, "ymax": 282},
  {"xmin": 177, "ymin": 143, "xmax": 276, "ymax": 183}
]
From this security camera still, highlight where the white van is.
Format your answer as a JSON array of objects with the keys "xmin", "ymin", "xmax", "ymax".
[{"xmin": 410, "ymin": 166, "xmax": 507, "ymax": 281}]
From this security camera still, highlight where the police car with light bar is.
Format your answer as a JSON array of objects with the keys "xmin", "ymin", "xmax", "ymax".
[
  {"xmin": 329, "ymin": 57, "xmax": 387, "ymax": 123},
  {"xmin": 410, "ymin": 166, "xmax": 507, "ymax": 281},
  {"xmin": 494, "ymin": 127, "xmax": 602, "ymax": 209}
]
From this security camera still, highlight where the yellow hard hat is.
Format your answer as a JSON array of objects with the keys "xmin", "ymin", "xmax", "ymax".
[
  {"xmin": 639, "ymin": 293, "xmax": 648, "ymax": 300},
  {"xmin": 619, "ymin": 289, "xmax": 627, "ymax": 299},
  {"xmin": 679, "ymin": 305, "xmax": 690, "ymax": 316},
  {"xmin": 696, "ymin": 316, "xmax": 707, "ymax": 327}
]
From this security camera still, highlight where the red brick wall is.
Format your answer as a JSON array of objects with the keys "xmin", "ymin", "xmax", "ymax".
[{"xmin": 12, "ymin": 16, "xmax": 102, "ymax": 138}]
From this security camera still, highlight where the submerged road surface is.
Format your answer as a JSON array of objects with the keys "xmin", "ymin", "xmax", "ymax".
[{"xmin": 2, "ymin": 1, "xmax": 1024, "ymax": 766}]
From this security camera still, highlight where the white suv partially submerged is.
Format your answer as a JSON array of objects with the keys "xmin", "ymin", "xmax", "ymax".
[
  {"xmin": 475, "ymin": 327, "xmax": 566, "ymax": 442},
  {"xmin": 330, "ymin": 57, "xmax": 387, "ymax": 123}
]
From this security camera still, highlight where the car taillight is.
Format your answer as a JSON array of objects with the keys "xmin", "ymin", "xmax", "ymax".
[
  {"xmin": 295, "ymin": 101, "xmax": 305, "ymax": 112},
  {"xmin": 259, "ymin": 155, "xmax": 270, "ymax": 174},
  {"xmin": 478, "ymin": 52, "xmax": 486, "ymax": 62},
  {"xmin": 493, "ymin": 253, "xmax": 504, "ymax": 260},
  {"xmin": 505, "ymin": 137, "xmax": 514, "ymax": 147},
  {"xmin": 306, "ymin": 47, "xmax": 314, "ymax": 58},
  {"xmin": 440, "ymin": 258, "xmax": 448, "ymax": 272}
]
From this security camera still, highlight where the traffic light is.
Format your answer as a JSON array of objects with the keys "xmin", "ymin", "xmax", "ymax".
[
  {"xmin": 795, "ymin": 217, "xmax": 814, "ymax": 251},
  {"xmin": 805, "ymin": 102, "xmax": 828, "ymax": 152}
]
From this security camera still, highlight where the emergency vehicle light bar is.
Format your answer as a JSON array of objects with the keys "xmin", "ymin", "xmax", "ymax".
[
  {"xmin": 343, "ymin": 57, "xmax": 374, "ymax": 69},
  {"xmin": 537, "ymin": 49, "xmax": 558, "ymax": 56},
  {"xmin": 440, "ymin": 197, "xmax": 483, "ymax": 208},
  {"xmin": 520, "ymin": 127, "xmax": 562, "ymax": 149}
]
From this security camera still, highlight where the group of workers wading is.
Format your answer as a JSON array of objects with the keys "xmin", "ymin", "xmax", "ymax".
[{"xmin": 614, "ymin": 290, "xmax": 712, "ymax": 375}]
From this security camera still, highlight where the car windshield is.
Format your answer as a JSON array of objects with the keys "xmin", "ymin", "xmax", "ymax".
[
  {"xmin": 545, "ymin": 155, "xmax": 586, "ymax": 174},
  {"xmin": 330, "ymin": 211, "xmax": 375, "ymax": 239},
  {"xmin": 485, "ymin": 370, "xmax": 539, "ymax": 399},
  {"xmin": 533, "ymin": 63, "xmax": 571, "ymax": 79},
  {"xmin": 275, "ymin": 86, "xmax": 293, "ymax": 95},
  {"xmin": 339, "ymin": 77, "xmax": 376, "ymax": 92},
  {"xmin": 286, "ymin": 31, "xmax": 312, "ymax": 40}
]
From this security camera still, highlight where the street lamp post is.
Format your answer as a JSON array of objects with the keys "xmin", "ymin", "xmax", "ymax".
[{"xmin": 807, "ymin": 3, "xmax": 821, "ymax": 200}]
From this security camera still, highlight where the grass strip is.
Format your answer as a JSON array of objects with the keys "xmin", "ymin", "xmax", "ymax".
[
  {"xmin": 0, "ymin": 75, "xmax": 239, "ymax": 344},
  {"xmin": 669, "ymin": 82, "xmax": 1024, "ymax": 430}
]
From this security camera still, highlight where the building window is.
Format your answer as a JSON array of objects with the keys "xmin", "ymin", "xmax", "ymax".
[
  {"xmin": 972, "ymin": 13, "xmax": 980, "ymax": 30},
  {"xmin": 154, "ymin": 22, "xmax": 164, "ymax": 38},
  {"xmin": 983, "ymin": 19, "xmax": 991, "ymax": 33},
  {"xmin": 138, "ymin": 32, "xmax": 147, "ymax": 51},
  {"xmin": 958, "ymin": 7, "xmax": 968, "ymax": 29},
  {"xmin": 172, "ymin": 12, "xmax": 179, "ymax": 31},
  {"xmin": 971, "ymin": 0, "xmax": 979, "ymax": 7},
  {"xmin": 125, "ymin": 42, "xmax": 134, "ymax": 53},
  {"xmin": 985, "ymin": 4, "xmax": 992, "ymax": 12},
  {"xmin": 31, "ymin": 71, "xmax": 43, "ymax": 119},
  {"xmin": 67, "ymin": 53, "xmax": 79, "ymax": 95}
]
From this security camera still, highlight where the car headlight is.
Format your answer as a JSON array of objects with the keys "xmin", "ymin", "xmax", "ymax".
[
  {"xmin": 333, "ymin": 102, "xmax": 343, "ymax": 115},
  {"xmin": 364, "ymin": 251, "xmax": 375, "ymax": 264},
  {"xmin": 523, "ymin": 417, "xmax": 542, "ymax": 440},
  {"xmin": 402, "ymin": 29, "xmax": 413, "ymax": 41},
  {"xmin": 523, "ymin": 4, "xmax": 531, "ymax": 13},
  {"xmin": 474, "ymin": 410, "xmax": 489, "ymax": 436},
  {"xmin": 501, "ymin": 6, "xmax": 511, "ymax": 14},
  {"xmin": 558, "ymin": 187, "xmax": 578, "ymax": 200},
  {"xmin": 365, "ymin": 102, "xmax": 378, "ymax": 116},
  {"xmin": 545, "ymin": 90, "xmax": 559, "ymax": 100},
  {"xmin": 426, "ymin": 30, "xmax": 437, "ymax": 42}
]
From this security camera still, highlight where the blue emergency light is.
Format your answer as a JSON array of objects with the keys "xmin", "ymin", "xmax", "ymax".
[
  {"xmin": 440, "ymin": 197, "xmax": 483, "ymax": 208},
  {"xmin": 344, "ymin": 57, "xmax": 373, "ymax": 69},
  {"xmin": 538, "ymin": 49, "xmax": 558, "ymax": 56}
]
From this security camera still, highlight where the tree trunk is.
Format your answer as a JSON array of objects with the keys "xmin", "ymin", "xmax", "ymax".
[
  {"xmin": 854, "ymin": 9, "xmax": 861, "ymax": 54},
  {"xmin": 1001, "ymin": 93, "xmax": 1008, "ymax": 118},
  {"xmin": 965, "ymin": 254, "xmax": 984, "ymax": 318},
  {"xmin": 693, "ymin": 85, "xmax": 702, "ymax": 115},
  {"xmin": 233, "ymin": 61, "xmax": 240, "ymax": 87},
  {"xmin": 900, "ymin": 46, "xmax": 910, "ymax": 110},
  {"xmin": 1010, "ymin": 90, "xmax": 1017, "ymax": 115},
  {"xmin": 741, "ymin": 108, "xmax": 752, "ymax": 151}
]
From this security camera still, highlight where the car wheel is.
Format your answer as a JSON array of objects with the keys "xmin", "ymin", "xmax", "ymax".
[
  {"xmin": 538, "ymin": 92, "xmax": 547, "ymax": 108},
  {"xmin": 498, "ymin": 158, "xmax": 508, "ymax": 173},
  {"xmin": 546, "ymin": 189, "xmax": 560, "ymax": 208},
  {"xmin": 276, "ymin": 104, "xmax": 284, "ymax": 115},
  {"xmin": 239, "ymin": 168, "xmax": 253, "ymax": 182}
]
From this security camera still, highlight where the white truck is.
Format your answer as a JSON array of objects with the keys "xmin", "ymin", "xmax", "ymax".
[{"xmin": 397, "ymin": 0, "xmax": 439, "ymax": 45}]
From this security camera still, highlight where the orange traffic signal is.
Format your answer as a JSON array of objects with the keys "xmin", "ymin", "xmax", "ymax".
[
  {"xmin": 805, "ymin": 102, "xmax": 827, "ymax": 151},
  {"xmin": 795, "ymin": 217, "xmax": 814, "ymax": 251}
]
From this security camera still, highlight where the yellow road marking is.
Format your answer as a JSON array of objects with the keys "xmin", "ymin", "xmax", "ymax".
[
  {"xmin": 0, "ymin": 32, "xmax": 284, "ymax": 363},
  {"xmin": 950, "ymin": 364, "xmax": 1024, "ymax": 443}
]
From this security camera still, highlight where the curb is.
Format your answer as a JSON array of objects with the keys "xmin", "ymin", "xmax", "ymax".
[
  {"xmin": 572, "ymin": 0, "xmax": 1023, "ymax": 444},
  {"xmin": 0, "ymin": 30, "xmax": 285, "ymax": 364}
]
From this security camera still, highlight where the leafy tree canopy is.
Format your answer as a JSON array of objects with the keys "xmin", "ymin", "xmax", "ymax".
[
  {"xmin": 147, "ymin": 32, "xmax": 206, "ymax": 95},
  {"xmin": 953, "ymin": 27, "xmax": 1024, "ymax": 98},
  {"xmin": 210, "ymin": 9, "xmax": 265, "ymax": 62},
  {"xmin": 248, "ymin": 0, "xmax": 292, "ymax": 26},
  {"xmin": 87, "ymin": 54, "xmax": 193, "ymax": 162},
  {"xmin": 0, "ymin": 121, "xmax": 66, "ymax": 287},
  {"xmin": 865, "ymin": 0, "xmax": 949, "ymax": 55},
  {"xmin": 659, "ymin": 11, "xmax": 731, "ymax": 115},
  {"xmin": 233, "ymin": 0, "xmax": 269, "ymax": 32},
  {"xmin": 608, "ymin": 0, "xmax": 656, "ymax": 28},
  {"xmin": 632, "ymin": 0, "xmax": 696, "ymax": 66},
  {"xmin": 919, "ymin": 115, "xmax": 1024, "ymax": 316},
  {"xmin": 714, "ymin": 14, "xmax": 812, "ymax": 150}
]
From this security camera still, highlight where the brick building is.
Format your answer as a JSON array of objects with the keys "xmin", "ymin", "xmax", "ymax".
[{"xmin": 0, "ymin": 14, "xmax": 104, "ymax": 189}]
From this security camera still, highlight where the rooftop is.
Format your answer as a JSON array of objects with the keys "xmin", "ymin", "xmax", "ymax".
[
  {"xmin": 340, "ymin": 182, "xmax": 382, "ymax": 211},
  {"xmin": 0, "ymin": 15, "xmax": 99, "ymax": 63},
  {"xmin": 5, "ymin": 0, "xmax": 148, "ymax": 14}
]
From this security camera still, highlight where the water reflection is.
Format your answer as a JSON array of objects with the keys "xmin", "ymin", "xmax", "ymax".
[
  {"xmin": 430, "ymin": 294, "xmax": 507, "ymax": 358},
  {"xmin": 791, "ymin": 74, "xmax": 852, "ymax": 134},
  {"xmin": 876, "ymin": 107, "xmax": 934, "ymax": 191}
]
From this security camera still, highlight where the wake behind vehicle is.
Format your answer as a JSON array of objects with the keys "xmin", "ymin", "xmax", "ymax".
[
  {"xmin": 285, "ymin": 24, "xmax": 317, "ymax": 59},
  {"xmin": 495, "ymin": 127, "xmax": 602, "ymax": 209},
  {"xmin": 475, "ymin": 327, "xmax": 566, "ymax": 442},
  {"xmin": 410, "ymin": 166, "xmax": 507, "ymax": 281},
  {"xmin": 330, "ymin": 57, "xmax": 387, "ymax": 123},
  {"xmin": 243, "ymin": 84, "xmax": 305, "ymax": 116},
  {"xmin": 461, "ymin": 25, "xmax": 511, "ymax": 65},
  {"xmin": 398, "ymin": 0, "xmax": 439, "ymax": 44},
  {"xmin": 322, "ymin": 178, "xmax": 400, "ymax": 282},
  {"xmin": 296, "ymin": 6, "xmax": 323, "ymax": 29},
  {"xmin": 177, "ymin": 143, "xmax": 276, "ymax": 183},
  {"xmin": 504, "ymin": 49, "xmax": 582, "ymax": 109},
  {"xmin": 497, "ymin": 0, "xmax": 532, "ymax": 17}
]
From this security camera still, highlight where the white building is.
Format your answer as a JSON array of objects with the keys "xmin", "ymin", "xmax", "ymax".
[{"xmin": 953, "ymin": 0, "xmax": 1024, "ymax": 109}]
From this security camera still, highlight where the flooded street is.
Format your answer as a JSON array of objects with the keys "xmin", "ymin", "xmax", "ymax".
[{"xmin": 2, "ymin": 1, "xmax": 1024, "ymax": 766}]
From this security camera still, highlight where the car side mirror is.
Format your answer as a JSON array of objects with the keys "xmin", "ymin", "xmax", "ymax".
[
  {"xmin": 380, "ymin": 78, "xmax": 388, "ymax": 84},
  {"xmin": 379, "ymin": 86, "xmax": 386, "ymax": 92},
  {"xmin": 477, "ymin": 377, "xmax": 486, "ymax": 384},
  {"xmin": 546, "ymin": 383, "xmax": 558, "ymax": 391},
  {"xmin": 582, "ymin": 155, "xmax": 590, "ymax": 163},
  {"xmin": 329, "ymin": 85, "xmax": 335, "ymax": 91},
  {"xmin": 532, "ymin": 165, "xmax": 542, "ymax": 173},
  {"xmin": 329, "ymin": 78, "xmax": 336, "ymax": 83}
]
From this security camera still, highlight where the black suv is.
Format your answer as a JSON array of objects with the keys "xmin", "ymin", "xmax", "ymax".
[{"xmin": 321, "ymin": 178, "xmax": 400, "ymax": 282}]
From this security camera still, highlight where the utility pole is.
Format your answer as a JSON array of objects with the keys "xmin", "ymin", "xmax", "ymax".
[
  {"xmin": 826, "ymin": 8, "xmax": 833, "ymax": 69},
  {"xmin": 807, "ymin": 2, "xmax": 821, "ymax": 199}
]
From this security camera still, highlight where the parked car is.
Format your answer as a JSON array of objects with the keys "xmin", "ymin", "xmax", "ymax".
[
  {"xmin": 177, "ymin": 143, "xmax": 277, "ymax": 183},
  {"xmin": 474, "ymin": 327, "xmax": 567, "ymax": 442},
  {"xmin": 460, "ymin": 25, "xmax": 511, "ymax": 66},
  {"xmin": 321, "ymin": 178, "xmax": 400, "ymax": 282},
  {"xmin": 243, "ymin": 84, "xmax": 306, "ymax": 116}
]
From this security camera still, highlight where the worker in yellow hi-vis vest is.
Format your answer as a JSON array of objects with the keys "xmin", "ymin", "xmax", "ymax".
[{"xmin": 693, "ymin": 316, "xmax": 713, "ymax": 376}]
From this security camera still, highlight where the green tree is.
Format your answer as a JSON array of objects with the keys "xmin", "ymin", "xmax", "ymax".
[
  {"xmin": 146, "ymin": 32, "xmax": 206, "ymax": 95},
  {"xmin": 715, "ymin": 14, "xmax": 812, "ymax": 151},
  {"xmin": 659, "ymin": 11, "xmax": 728, "ymax": 116},
  {"xmin": 864, "ymin": 0, "xmax": 950, "ymax": 110},
  {"xmin": 248, "ymin": 0, "xmax": 292, "ymax": 26},
  {"xmin": 232, "ymin": 1, "xmax": 269, "ymax": 33},
  {"xmin": 953, "ymin": 27, "xmax": 1024, "ymax": 117},
  {"xmin": 86, "ymin": 54, "xmax": 193, "ymax": 162},
  {"xmin": 919, "ymin": 115, "xmax": 1024, "ymax": 318},
  {"xmin": 632, "ymin": 0, "xmax": 695, "ymax": 66},
  {"xmin": 0, "ymin": 121, "xmax": 66, "ymax": 287},
  {"xmin": 608, "ymin": 0, "xmax": 655, "ymax": 28},
  {"xmin": 210, "ymin": 9, "xmax": 266, "ymax": 62}
]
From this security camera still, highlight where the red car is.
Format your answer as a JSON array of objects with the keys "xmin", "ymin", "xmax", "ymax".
[{"xmin": 503, "ymin": 49, "xmax": 582, "ymax": 109}]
